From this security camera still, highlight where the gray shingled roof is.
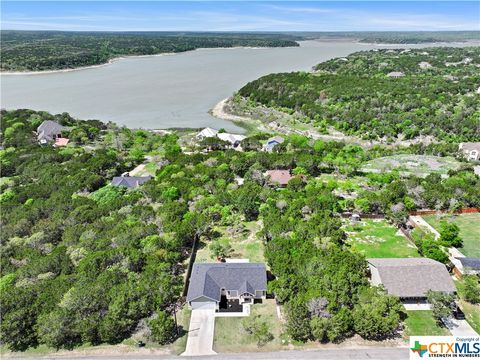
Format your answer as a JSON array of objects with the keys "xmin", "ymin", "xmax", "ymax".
[
  {"xmin": 456, "ymin": 257, "xmax": 480, "ymax": 270},
  {"xmin": 111, "ymin": 176, "xmax": 152, "ymax": 189},
  {"xmin": 267, "ymin": 136, "xmax": 285, "ymax": 145},
  {"xmin": 187, "ymin": 263, "xmax": 267, "ymax": 302},
  {"xmin": 37, "ymin": 120, "xmax": 65, "ymax": 142},
  {"xmin": 368, "ymin": 258, "xmax": 455, "ymax": 298}
]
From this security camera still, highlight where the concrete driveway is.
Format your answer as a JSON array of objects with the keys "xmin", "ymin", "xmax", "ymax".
[
  {"xmin": 181, "ymin": 303, "xmax": 217, "ymax": 356},
  {"xmin": 443, "ymin": 317, "xmax": 479, "ymax": 336}
]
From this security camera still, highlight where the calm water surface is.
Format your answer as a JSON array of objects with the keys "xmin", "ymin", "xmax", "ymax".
[{"xmin": 0, "ymin": 40, "xmax": 473, "ymax": 131}]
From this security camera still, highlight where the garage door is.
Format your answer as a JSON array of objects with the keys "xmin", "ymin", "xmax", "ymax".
[{"xmin": 191, "ymin": 301, "xmax": 217, "ymax": 310}]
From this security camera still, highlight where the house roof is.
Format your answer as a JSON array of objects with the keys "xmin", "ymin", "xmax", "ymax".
[
  {"xmin": 265, "ymin": 170, "xmax": 293, "ymax": 186},
  {"xmin": 456, "ymin": 257, "xmax": 480, "ymax": 270},
  {"xmin": 460, "ymin": 142, "xmax": 480, "ymax": 152},
  {"xmin": 111, "ymin": 176, "xmax": 152, "ymax": 189},
  {"xmin": 54, "ymin": 138, "xmax": 70, "ymax": 147},
  {"xmin": 267, "ymin": 136, "xmax": 285, "ymax": 145},
  {"xmin": 217, "ymin": 133, "xmax": 246, "ymax": 144},
  {"xmin": 368, "ymin": 258, "xmax": 455, "ymax": 298},
  {"xmin": 186, "ymin": 263, "xmax": 267, "ymax": 303},
  {"xmin": 197, "ymin": 127, "xmax": 218, "ymax": 138},
  {"xmin": 37, "ymin": 120, "xmax": 65, "ymax": 141}
]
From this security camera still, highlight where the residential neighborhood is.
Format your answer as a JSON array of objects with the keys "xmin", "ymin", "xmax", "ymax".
[{"xmin": 1, "ymin": 33, "xmax": 480, "ymax": 359}]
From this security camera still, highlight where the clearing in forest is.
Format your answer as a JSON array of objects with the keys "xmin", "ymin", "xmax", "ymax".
[{"xmin": 344, "ymin": 218, "xmax": 419, "ymax": 258}]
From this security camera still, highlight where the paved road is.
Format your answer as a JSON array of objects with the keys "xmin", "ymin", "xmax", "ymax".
[
  {"xmin": 15, "ymin": 347, "xmax": 409, "ymax": 360},
  {"xmin": 181, "ymin": 304, "xmax": 216, "ymax": 356}
]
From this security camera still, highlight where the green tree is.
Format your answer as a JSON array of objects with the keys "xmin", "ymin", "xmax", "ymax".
[
  {"xmin": 427, "ymin": 291, "xmax": 455, "ymax": 324},
  {"xmin": 149, "ymin": 311, "xmax": 176, "ymax": 345},
  {"xmin": 462, "ymin": 276, "xmax": 480, "ymax": 304},
  {"xmin": 439, "ymin": 222, "xmax": 462, "ymax": 248}
]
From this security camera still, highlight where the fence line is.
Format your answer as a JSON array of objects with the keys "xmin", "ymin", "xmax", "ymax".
[{"xmin": 409, "ymin": 208, "xmax": 480, "ymax": 216}]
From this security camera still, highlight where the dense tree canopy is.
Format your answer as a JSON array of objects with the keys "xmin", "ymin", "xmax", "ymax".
[{"xmin": 238, "ymin": 47, "xmax": 480, "ymax": 141}]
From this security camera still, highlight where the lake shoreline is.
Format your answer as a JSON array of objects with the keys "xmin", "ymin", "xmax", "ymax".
[{"xmin": 0, "ymin": 45, "xmax": 298, "ymax": 76}]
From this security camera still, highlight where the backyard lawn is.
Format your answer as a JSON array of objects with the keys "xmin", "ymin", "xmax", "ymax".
[
  {"xmin": 423, "ymin": 213, "xmax": 480, "ymax": 257},
  {"xmin": 195, "ymin": 221, "xmax": 265, "ymax": 263},
  {"xmin": 344, "ymin": 219, "xmax": 420, "ymax": 258},
  {"xmin": 404, "ymin": 311, "xmax": 450, "ymax": 337},
  {"xmin": 213, "ymin": 299, "xmax": 284, "ymax": 352},
  {"xmin": 455, "ymin": 279, "xmax": 480, "ymax": 335}
]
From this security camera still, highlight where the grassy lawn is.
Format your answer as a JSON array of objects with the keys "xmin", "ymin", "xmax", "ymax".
[
  {"xmin": 458, "ymin": 300, "xmax": 480, "ymax": 335},
  {"xmin": 213, "ymin": 299, "xmax": 285, "ymax": 353},
  {"xmin": 455, "ymin": 279, "xmax": 480, "ymax": 335},
  {"xmin": 196, "ymin": 221, "xmax": 265, "ymax": 263},
  {"xmin": 362, "ymin": 154, "xmax": 461, "ymax": 177},
  {"xmin": 404, "ymin": 311, "xmax": 450, "ymax": 337},
  {"xmin": 423, "ymin": 213, "xmax": 480, "ymax": 257},
  {"xmin": 344, "ymin": 219, "xmax": 420, "ymax": 258}
]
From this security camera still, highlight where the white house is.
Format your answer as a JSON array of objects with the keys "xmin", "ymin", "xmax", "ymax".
[
  {"xmin": 196, "ymin": 127, "xmax": 218, "ymax": 140},
  {"xmin": 459, "ymin": 143, "xmax": 480, "ymax": 161}
]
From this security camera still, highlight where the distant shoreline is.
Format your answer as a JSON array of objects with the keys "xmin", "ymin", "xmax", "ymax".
[
  {"xmin": 0, "ymin": 45, "xmax": 296, "ymax": 76},
  {"xmin": 3, "ymin": 39, "xmax": 479, "ymax": 76}
]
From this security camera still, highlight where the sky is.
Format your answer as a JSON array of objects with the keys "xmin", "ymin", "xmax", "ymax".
[{"xmin": 1, "ymin": 1, "xmax": 479, "ymax": 32}]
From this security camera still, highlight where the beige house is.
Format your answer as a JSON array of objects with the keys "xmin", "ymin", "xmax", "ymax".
[{"xmin": 459, "ymin": 142, "xmax": 480, "ymax": 161}]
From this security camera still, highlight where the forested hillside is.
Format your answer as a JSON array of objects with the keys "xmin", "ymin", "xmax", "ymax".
[
  {"xmin": 238, "ymin": 47, "xmax": 480, "ymax": 142},
  {"xmin": 1, "ymin": 109, "xmax": 479, "ymax": 351},
  {"xmin": 0, "ymin": 31, "xmax": 299, "ymax": 71}
]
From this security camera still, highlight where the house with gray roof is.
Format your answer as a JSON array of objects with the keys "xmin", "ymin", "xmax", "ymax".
[
  {"xmin": 186, "ymin": 263, "xmax": 267, "ymax": 311},
  {"xmin": 37, "ymin": 120, "xmax": 65, "ymax": 144},
  {"xmin": 451, "ymin": 257, "xmax": 480, "ymax": 276},
  {"xmin": 111, "ymin": 176, "xmax": 152, "ymax": 189},
  {"xmin": 262, "ymin": 136, "xmax": 285, "ymax": 152},
  {"xmin": 368, "ymin": 258, "xmax": 455, "ymax": 304}
]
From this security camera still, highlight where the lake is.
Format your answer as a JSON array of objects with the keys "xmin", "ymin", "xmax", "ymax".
[{"xmin": 0, "ymin": 40, "xmax": 475, "ymax": 132}]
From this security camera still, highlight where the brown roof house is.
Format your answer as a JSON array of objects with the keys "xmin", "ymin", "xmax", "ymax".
[
  {"xmin": 459, "ymin": 142, "xmax": 480, "ymax": 161},
  {"xmin": 264, "ymin": 170, "xmax": 293, "ymax": 187},
  {"xmin": 368, "ymin": 258, "xmax": 455, "ymax": 305}
]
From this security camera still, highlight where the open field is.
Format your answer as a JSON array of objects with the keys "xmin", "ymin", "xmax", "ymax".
[
  {"xmin": 423, "ymin": 213, "xmax": 480, "ymax": 257},
  {"xmin": 362, "ymin": 155, "xmax": 462, "ymax": 177},
  {"xmin": 344, "ymin": 219, "xmax": 420, "ymax": 258},
  {"xmin": 403, "ymin": 311, "xmax": 450, "ymax": 337},
  {"xmin": 213, "ymin": 299, "xmax": 285, "ymax": 353},
  {"xmin": 196, "ymin": 221, "xmax": 265, "ymax": 263}
]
